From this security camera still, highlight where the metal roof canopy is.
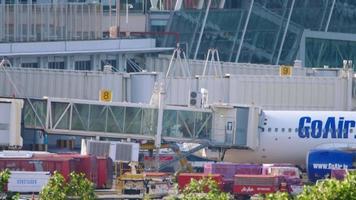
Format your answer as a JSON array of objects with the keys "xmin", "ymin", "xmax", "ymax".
[
  {"xmin": 0, "ymin": 39, "xmax": 174, "ymax": 57},
  {"xmin": 298, "ymin": 30, "xmax": 356, "ymax": 67}
]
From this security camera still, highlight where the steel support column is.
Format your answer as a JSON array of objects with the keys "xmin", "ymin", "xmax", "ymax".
[
  {"xmin": 235, "ymin": 0, "xmax": 254, "ymax": 63},
  {"xmin": 193, "ymin": 0, "xmax": 212, "ymax": 60},
  {"xmin": 316, "ymin": 0, "xmax": 336, "ymax": 66},
  {"xmin": 276, "ymin": 0, "xmax": 295, "ymax": 65}
]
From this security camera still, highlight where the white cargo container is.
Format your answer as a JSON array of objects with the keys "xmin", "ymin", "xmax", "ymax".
[
  {"xmin": 81, "ymin": 140, "xmax": 140, "ymax": 162},
  {"xmin": 8, "ymin": 171, "xmax": 50, "ymax": 193}
]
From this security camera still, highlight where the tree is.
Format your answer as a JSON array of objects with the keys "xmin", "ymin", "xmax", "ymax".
[
  {"xmin": 173, "ymin": 177, "xmax": 232, "ymax": 200},
  {"xmin": 39, "ymin": 171, "xmax": 96, "ymax": 200}
]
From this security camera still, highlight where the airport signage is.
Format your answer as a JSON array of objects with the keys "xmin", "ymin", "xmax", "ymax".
[
  {"xmin": 99, "ymin": 89, "xmax": 112, "ymax": 102},
  {"xmin": 298, "ymin": 117, "xmax": 356, "ymax": 138}
]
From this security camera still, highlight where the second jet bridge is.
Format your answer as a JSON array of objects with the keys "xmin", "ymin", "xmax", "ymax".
[
  {"xmin": 23, "ymin": 98, "xmax": 262, "ymax": 149},
  {"xmin": 210, "ymin": 104, "xmax": 262, "ymax": 150}
]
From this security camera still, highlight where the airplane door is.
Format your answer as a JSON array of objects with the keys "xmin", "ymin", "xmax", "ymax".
[{"xmin": 225, "ymin": 121, "xmax": 234, "ymax": 145}]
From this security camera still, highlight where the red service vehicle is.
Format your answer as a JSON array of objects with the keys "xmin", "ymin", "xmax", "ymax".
[
  {"xmin": 0, "ymin": 157, "xmax": 76, "ymax": 180},
  {"xmin": 263, "ymin": 166, "xmax": 303, "ymax": 194},
  {"xmin": 97, "ymin": 156, "xmax": 113, "ymax": 189},
  {"xmin": 233, "ymin": 175, "xmax": 282, "ymax": 197},
  {"xmin": 177, "ymin": 173, "xmax": 223, "ymax": 190},
  {"xmin": 53, "ymin": 153, "xmax": 98, "ymax": 186}
]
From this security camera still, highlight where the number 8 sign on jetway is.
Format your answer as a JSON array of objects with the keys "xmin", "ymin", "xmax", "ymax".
[{"xmin": 100, "ymin": 89, "xmax": 112, "ymax": 102}]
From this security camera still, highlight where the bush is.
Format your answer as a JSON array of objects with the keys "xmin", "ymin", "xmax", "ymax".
[
  {"xmin": 66, "ymin": 173, "xmax": 96, "ymax": 200},
  {"xmin": 264, "ymin": 170, "xmax": 356, "ymax": 200},
  {"xmin": 0, "ymin": 169, "xmax": 10, "ymax": 192},
  {"xmin": 297, "ymin": 170, "xmax": 356, "ymax": 200},
  {"xmin": 39, "ymin": 171, "xmax": 96, "ymax": 200},
  {"xmin": 177, "ymin": 177, "xmax": 232, "ymax": 200}
]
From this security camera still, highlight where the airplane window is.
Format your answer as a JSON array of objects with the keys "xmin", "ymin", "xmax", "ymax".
[
  {"xmin": 295, "ymin": 128, "xmax": 298, "ymax": 132},
  {"xmin": 261, "ymin": 128, "xmax": 265, "ymax": 132},
  {"xmin": 288, "ymin": 128, "xmax": 292, "ymax": 132},
  {"xmin": 268, "ymin": 128, "xmax": 272, "ymax": 132},
  {"xmin": 275, "ymin": 128, "xmax": 278, "ymax": 132},
  {"xmin": 351, "ymin": 129, "xmax": 353, "ymax": 133},
  {"xmin": 281, "ymin": 128, "xmax": 285, "ymax": 132}
]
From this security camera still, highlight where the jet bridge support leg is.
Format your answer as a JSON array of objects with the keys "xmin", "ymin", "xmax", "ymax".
[{"xmin": 154, "ymin": 81, "xmax": 165, "ymax": 171}]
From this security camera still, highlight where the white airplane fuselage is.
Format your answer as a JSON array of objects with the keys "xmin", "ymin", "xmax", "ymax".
[{"xmin": 223, "ymin": 111, "xmax": 356, "ymax": 167}]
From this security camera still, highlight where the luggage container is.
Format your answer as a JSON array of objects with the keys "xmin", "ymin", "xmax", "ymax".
[
  {"xmin": 0, "ymin": 157, "xmax": 76, "ymax": 180},
  {"xmin": 53, "ymin": 153, "xmax": 98, "ymax": 186},
  {"xmin": 262, "ymin": 163, "xmax": 294, "ymax": 175},
  {"xmin": 177, "ymin": 173, "xmax": 223, "ymax": 190},
  {"xmin": 97, "ymin": 156, "xmax": 113, "ymax": 189},
  {"xmin": 330, "ymin": 169, "xmax": 347, "ymax": 180},
  {"xmin": 235, "ymin": 164, "xmax": 262, "ymax": 175},
  {"xmin": 233, "ymin": 175, "xmax": 281, "ymax": 197},
  {"xmin": 204, "ymin": 163, "xmax": 236, "ymax": 181},
  {"xmin": 263, "ymin": 166, "xmax": 302, "ymax": 194},
  {"xmin": 204, "ymin": 163, "xmax": 262, "ymax": 181}
]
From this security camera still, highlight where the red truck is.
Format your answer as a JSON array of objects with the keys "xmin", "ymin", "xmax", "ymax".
[{"xmin": 233, "ymin": 174, "xmax": 284, "ymax": 198}]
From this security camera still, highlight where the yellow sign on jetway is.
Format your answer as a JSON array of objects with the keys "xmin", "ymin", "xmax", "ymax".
[
  {"xmin": 279, "ymin": 65, "xmax": 292, "ymax": 76},
  {"xmin": 100, "ymin": 89, "xmax": 112, "ymax": 102}
]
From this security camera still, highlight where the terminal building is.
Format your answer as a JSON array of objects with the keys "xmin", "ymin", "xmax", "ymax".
[
  {"xmin": 0, "ymin": 0, "xmax": 356, "ymax": 151},
  {"xmin": 1, "ymin": 0, "xmax": 356, "ymax": 70}
]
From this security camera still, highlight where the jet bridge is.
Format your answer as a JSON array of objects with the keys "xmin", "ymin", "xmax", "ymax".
[
  {"xmin": 22, "ymin": 98, "xmax": 262, "ymax": 150},
  {"xmin": 23, "ymin": 97, "xmax": 212, "ymax": 144}
]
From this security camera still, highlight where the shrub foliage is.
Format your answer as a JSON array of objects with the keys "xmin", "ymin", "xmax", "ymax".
[
  {"xmin": 266, "ymin": 171, "xmax": 356, "ymax": 200},
  {"xmin": 40, "ymin": 171, "xmax": 96, "ymax": 200},
  {"xmin": 178, "ymin": 177, "xmax": 232, "ymax": 200}
]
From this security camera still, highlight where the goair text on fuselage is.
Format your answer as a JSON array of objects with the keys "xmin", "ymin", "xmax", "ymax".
[{"xmin": 298, "ymin": 116, "xmax": 356, "ymax": 138}]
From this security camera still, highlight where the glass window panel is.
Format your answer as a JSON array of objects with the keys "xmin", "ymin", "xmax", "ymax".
[
  {"xmin": 72, "ymin": 103, "xmax": 89, "ymax": 130},
  {"xmin": 124, "ymin": 107, "xmax": 142, "ymax": 134},
  {"xmin": 162, "ymin": 110, "xmax": 180, "ymax": 137},
  {"xmin": 141, "ymin": 108, "xmax": 158, "ymax": 136},
  {"xmin": 106, "ymin": 106, "xmax": 125, "ymax": 133},
  {"xmin": 305, "ymin": 38, "xmax": 356, "ymax": 70},
  {"xmin": 194, "ymin": 111, "xmax": 212, "ymax": 139},
  {"xmin": 23, "ymin": 99, "xmax": 47, "ymax": 128},
  {"xmin": 177, "ymin": 110, "xmax": 195, "ymax": 138},
  {"xmin": 51, "ymin": 102, "xmax": 70, "ymax": 130},
  {"xmin": 88, "ymin": 105, "xmax": 107, "ymax": 132}
]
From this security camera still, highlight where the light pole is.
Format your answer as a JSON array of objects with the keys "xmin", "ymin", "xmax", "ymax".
[{"xmin": 126, "ymin": 0, "xmax": 133, "ymax": 24}]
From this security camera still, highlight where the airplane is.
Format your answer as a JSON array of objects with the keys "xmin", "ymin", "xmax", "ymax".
[{"xmin": 223, "ymin": 110, "xmax": 356, "ymax": 168}]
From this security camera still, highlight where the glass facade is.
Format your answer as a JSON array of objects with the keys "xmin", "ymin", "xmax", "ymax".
[
  {"xmin": 162, "ymin": 109, "xmax": 212, "ymax": 140},
  {"xmin": 151, "ymin": 0, "xmax": 356, "ymax": 68},
  {"xmin": 3, "ymin": 0, "xmax": 356, "ymax": 69}
]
